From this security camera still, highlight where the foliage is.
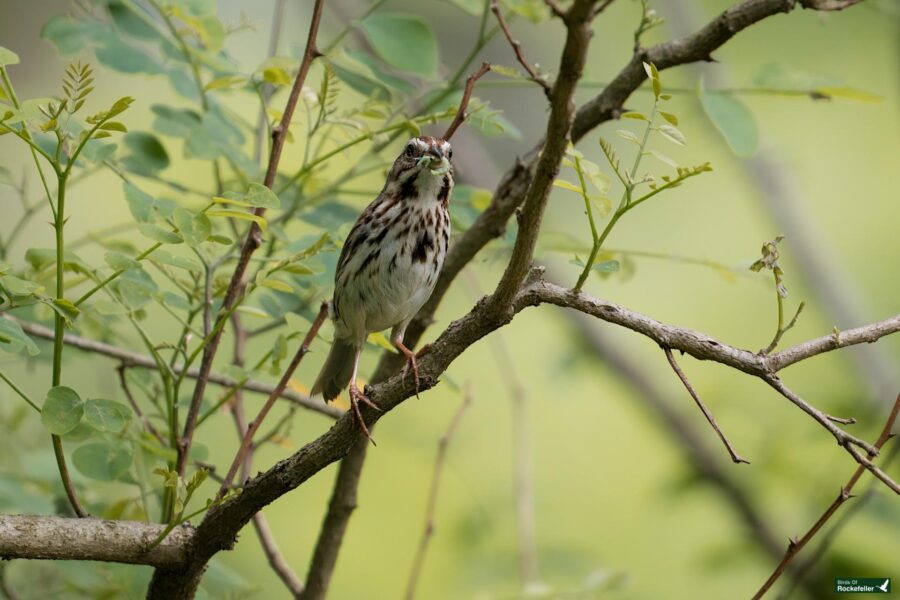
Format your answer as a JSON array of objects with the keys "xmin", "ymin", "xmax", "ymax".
[{"xmin": 0, "ymin": 1, "xmax": 895, "ymax": 598}]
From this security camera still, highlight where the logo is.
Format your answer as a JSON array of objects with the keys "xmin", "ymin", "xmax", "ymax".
[{"xmin": 835, "ymin": 578, "xmax": 891, "ymax": 593}]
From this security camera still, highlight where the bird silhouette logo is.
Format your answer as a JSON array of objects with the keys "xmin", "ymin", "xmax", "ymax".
[{"xmin": 877, "ymin": 579, "xmax": 890, "ymax": 592}]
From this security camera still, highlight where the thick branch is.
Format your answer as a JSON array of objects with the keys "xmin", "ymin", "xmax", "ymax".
[
  {"xmin": 9, "ymin": 317, "xmax": 341, "ymax": 419},
  {"xmin": 0, "ymin": 515, "xmax": 192, "ymax": 568},
  {"xmin": 145, "ymin": 270, "xmax": 899, "ymax": 598},
  {"xmin": 298, "ymin": 438, "xmax": 368, "ymax": 600}
]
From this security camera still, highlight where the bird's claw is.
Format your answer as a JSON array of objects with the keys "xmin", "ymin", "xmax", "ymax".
[
  {"xmin": 349, "ymin": 385, "xmax": 378, "ymax": 444},
  {"xmin": 401, "ymin": 352, "xmax": 421, "ymax": 398}
]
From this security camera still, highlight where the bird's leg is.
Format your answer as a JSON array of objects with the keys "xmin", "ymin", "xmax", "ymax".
[
  {"xmin": 348, "ymin": 346, "xmax": 379, "ymax": 442},
  {"xmin": 392, "ymin": 333, "xmax": 421, "ymax": 397}
]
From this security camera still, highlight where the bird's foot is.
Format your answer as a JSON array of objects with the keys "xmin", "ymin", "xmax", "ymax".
[
  {"xmin": 399, "ymin": 347, "xmax": 421, "ymax": 398},
  {"xmin": 349, "ymin": 384, "xmax": 379, "ymax": 444}
]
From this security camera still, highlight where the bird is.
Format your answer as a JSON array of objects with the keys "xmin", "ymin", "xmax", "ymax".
[{"xmin": 311, "ymin": 135, "xmax": 454, "ymax": 438}]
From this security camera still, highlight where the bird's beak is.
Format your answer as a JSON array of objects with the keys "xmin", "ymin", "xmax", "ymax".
[{"xmin": 426, "ymin": 147, "xmax": 444, "ymax": 161}]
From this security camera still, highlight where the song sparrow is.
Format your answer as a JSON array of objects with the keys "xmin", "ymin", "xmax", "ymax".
[{"xmin": 311, "ymin": 136, "xmax": 454, "ymax": 438}]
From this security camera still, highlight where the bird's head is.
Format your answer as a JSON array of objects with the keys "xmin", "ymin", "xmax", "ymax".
[{"xmin": 393, "ymin": 136, "xmax": 453, "ymax": 178}]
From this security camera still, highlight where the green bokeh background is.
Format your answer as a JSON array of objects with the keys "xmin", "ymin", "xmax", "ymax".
[{"xmin": 1, "ymin": 1, "xmax": 898, "ymax": 598}]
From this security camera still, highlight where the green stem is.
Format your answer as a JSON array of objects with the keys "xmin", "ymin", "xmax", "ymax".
[
  {"xmin": 575, "ymin": 103, "xmax": 658, "ymax": 290},
  {"xmin": 0, "ymin": 371, "xmax": 40, "ymax": 412},
  {"xmin": 49, "ymin": 171, "xmax": 87, "ymax": 518},
  {"xmin": 0, "ymin": 67, "xmax": 57, "ymax": 219}
]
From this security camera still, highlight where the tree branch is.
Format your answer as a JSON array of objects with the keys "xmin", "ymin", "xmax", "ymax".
[
  {"xmin": 216, "ymin": 302, "xmax": 329, "ymax": 498},
  {"xmin": 8, "ymin": 317, "xmax": 341, "ymax": 419},
  {"xmin": 229, "ymin": 311, "xmax": 304, "ymax": 597},
  {"xmin": 177, "ymin": 0, "xmax": 325, "ymax": 477},
  {"xmin": 298, "ymin": 438, "xmax": 369, "ymax": 600},
  {"xmin": 752, "ymin": 393, "xmax": 900, "ymax": 599},
  {"xmin": 572, "ymin": 313, "xmax": 823, "ymax": 596},
  {"xmin": 143, "ymin": 267, "xmax": 899, "ymax": 598},
  {"xmin": 0, "ymin": 515, "xmax": 192, "ymax": 568},
  {"xmin": 405, "ymin": 391, "xmax": 471, "ymax": 600},
  {"xmin": 490, "ymin": 0, "xmax": 551, "ymax": 96},
  {"xmin": 439, "ymin": 62, "xmax": 492, "ymax": 141},
  {"xmin": 662, "ymin": 346, "xmax": 750, "ymax": 464}
]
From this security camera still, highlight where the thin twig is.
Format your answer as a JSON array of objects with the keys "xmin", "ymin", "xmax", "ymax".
[
  {"xmin": 253, "ymin": 513, "xmax": 305, "ymax": 597},
  {"xmin": 298, "ymin": 438, "xmax": 369, "ymax": 600},
  {"xmin": 228, "ymin": 311, "xmax": 304, "ymax": 597},
  {"xmin": 490, "ymin": 0, "xmax": 551, "ymax": 96},
  {"xmin": 117, "ymin": 364, "xmax": 166, "ymax": 445},
  {"xmin": 762, "ymin": 375, "xmax": 899, "ymax": 494},
  {"xmin": 662, "ymin": 347, "xmax": 750, "ymax": 464},
  {"xmin": 592, "ymin": 0, "xmax": 617, "ymax": 17},
  {"xmin": 782, "ymin": 443, "xmax": 900, "ymax": 598},
  {"xmin": 178, "ymin": 0, "xmax": 326, "ymax": 477},
  {"xmin": 405, "ymin": 390, "xmax": 472, "ymax": 600},
  {"xmin": 216, "ymin": 302, "xmax": 329, "ymax": 498},
  {"xmin": 440, "ymin": 62, "xmax": 492, "ymax": 141},
  {"xmin": 752, "ymin": 393, "xmax": 900, "ymax": 599},
  {"xmin": 465, "ymin": 272, "xmax": 539, "ymax": 584},
  {"xmin": 9, "ymin": 317, "xmax": 340, "ymax": 419}
]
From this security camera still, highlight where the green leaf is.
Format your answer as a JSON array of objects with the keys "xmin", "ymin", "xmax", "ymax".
[
  {"xmin": 205, "ymin": 74, "xmax": 247, "ymax": 91},
  {"xmin": 0, "ymin": 46, "xmax": 20, "ymax": 67},
  {"xmin": 123, "ymin": 182, "xmax": 156, "ymax": 223},
  {"xmin": 121, "ymin": 132, "xmax": 169, "ymax": 175},
  {"xmin": 150, "ymin": 248, "xmax": 202, "ymax": 271},
  {"xmin": 95, "ymin": 37, "xmax": 160, "ymax": 74},
  {"xmin": 0, "ymin": 319, "xmax": 39, "ymax": 356},
  {"xmin": 25, "ymin": 248, "xmax": 91, "ymax": 274},
  {"xmin": 105, "ymin": 250, "xmax": 140, "ymax": 271},
  {"xmin": 699, "ymin": 78, "xmax": 758, "ymax": 157},
  {"xmin": 259, "ymin": 278, "xmax": 293, "ymax": 293},
  {"xmin": 244, "ymin": 183, "xmax": 280, "ymax": 209},
  {"xmin": 41, "ymin": 17, "xmax": 108, "ymax": 56},
  {"xmin": 1, "ymin": 274, "xmax": 41, "ymax": 296},
  {"xmin": 643, "ymin": 62, "xmax": 660, "ymax": 98},
  {"xmin": 660, "ymin": 111, "xmax": 679, "ymax": 126},
  {"xmin": 72, "ymin": 442, "xmax": 132, "ymax": 481},
  {"xmin": 621, "ymin": 112, "xmax": 647, "ymax": 121},
  {"xmin": 49, "ymin": 298, "xmax": 80, "ymax": 323},
  {"xmin": 107, "ymin": 1, "xmax": 161, "ymax": 40},
  {"xmin": 41, "ymin": 386, "xmax": 84, "ymax": 435},
  {"xmin": 173, "ymin": 207, "xmax": 211, "ymax": 246},
  {"xmin": 657, "ymin": 124, "xmax": 686, "ymax": 146},
  {"xmin": 99, "ymin": 121, "xmax": 127, "ymax": 132},
  {"xmin": 616, "ymin": 129, "xmax": 640, "ymax": 144},
  {"xmin": 83, "ymin": 398, "xmax": 131, "ymax": 433},
  {"xmin": 111, "ymin": 267, "xmax": 158, "ymax": 310},
  {"xmin": 207, "ymin": 210, "xmax": 267, "ymax": 231},
  {"xmin": 359, "ymin": 14, "xmax": 438, "ymax": 76},
  {"xmin": 138, "ymin": 223, "xmax": 182, "ymax": 245},
  {"xmin": 151, "ymin": 104, "xmax": 201, "ymax": 137},
  {"xmin": 593, "ymin": 260, "xmax": 620, "ymax": 273},
  {"xmin": 553, "ymin": 179, "xmax": 583, "ymax": 193}
]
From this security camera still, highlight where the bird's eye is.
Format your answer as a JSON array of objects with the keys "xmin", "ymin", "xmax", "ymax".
[
  {"xmin": 447, "ymin": 148, "xmax": 453, "ymax": 159},
  {"xmin": 404, "ymin": 144, "xmax": 416, "ymax": 157}
]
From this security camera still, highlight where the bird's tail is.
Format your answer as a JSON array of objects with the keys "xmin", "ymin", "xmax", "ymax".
[{"xmin": 310, "ymin": 337, "xmax": 357, "ymax": 402}]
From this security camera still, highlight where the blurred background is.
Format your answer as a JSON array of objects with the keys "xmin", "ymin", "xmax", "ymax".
[{"xmin": 1, "ymin": 0, "xmax": 898, "ymax": 598}]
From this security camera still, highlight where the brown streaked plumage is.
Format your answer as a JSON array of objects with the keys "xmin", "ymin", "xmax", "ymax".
[{"xmin": 311, "ymin": 136, "xmax": 454, "ymax": 438}]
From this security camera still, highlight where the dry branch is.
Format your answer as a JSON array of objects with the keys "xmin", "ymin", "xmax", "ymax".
[
  {"xmin": 752, "ymin": 394, "xmax": 900, "ymax": 599},
  {"xmin": 662, "ymin": 346, "xmax": 749, "ymax": 464},
  {"xmin": 0, "ymin": 515, "xmax": 192, "ymax": 568},
  {"xmin": 405, "ymin": 391, "xmax": 472, "ymax": 600},
  {"xmin": 440, "ymin": 62, "xmax": 491, "ymax": 141},
  {"xmin": 491, "ymin": 0, "xmax": 551, "ymax": 96},
  {"xmin": 177, "ymin": 0, "xmax": 326, "ymax": 477}
]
